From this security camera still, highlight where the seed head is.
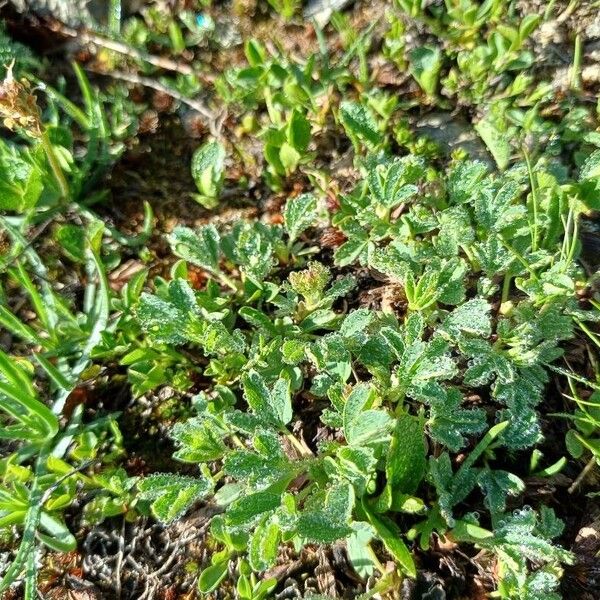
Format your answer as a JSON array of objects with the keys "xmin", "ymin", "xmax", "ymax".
[{"xmin": 0, "ymin": 62, "xmax": 43, "ymax": 138}]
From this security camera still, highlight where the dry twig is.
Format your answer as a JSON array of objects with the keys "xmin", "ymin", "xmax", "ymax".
[
  {"xmin": 84, "ymin": 66, "xmax": 224, "ymax": 137},
  {"xmin": 48, "ymin": 21, "xmax": 195, "ymax": 76}
]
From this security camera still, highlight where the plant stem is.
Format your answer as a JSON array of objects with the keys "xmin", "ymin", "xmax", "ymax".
[
  {"xmin": 40, "ymin": 130, "xmax": 70, "ymax": 201},
  {"xmin": 367, "ymin": 543, "xmax": 387, "ymax": 575},
  {"xmin": 570, "ymin": 34, "xmax": 582, "ymax": 91},
  {"xmin": 501, "ymin": 270, "xmax": 512, "ymax": 305},
  {"xmin": 568, "ymin": 455, "xmax": 596, "ymax": 494},
  {"xmin": 217, "ymin": 271, "xmax": 240, "ymax": 293},
  {"xmin": 523, "ymin": 150, "xmax": 538, "ymax": 252},
  {"xmin": 543, "ymin": 0, "xmax": 557, "ymax": 20},
  {"xmin": 576, "ymin": 319, "xmax": 600, "ymax": 349},
  {"xmin": 283, "ymin": 430, "xmax": 313, "ymax": 457}
]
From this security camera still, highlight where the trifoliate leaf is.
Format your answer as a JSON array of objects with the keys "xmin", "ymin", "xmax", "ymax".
[
  {"xmin": 168, "ymin": 225, "xmax": 220, "ymax": 272},
  {"xmin": 171, "ymin": 417, "xmax": 227, "ymax": 463},
  {"xmin": 241, "ymin": 370, "xmax": 292, "ymax": 426}
]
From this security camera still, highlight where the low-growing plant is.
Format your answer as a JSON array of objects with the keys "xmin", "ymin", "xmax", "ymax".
[
  {"xmin": 191, "ymin": 138, "xmax": 226, "ymax": 208},
  {"xmin": 0, "ymin": 238, "xmax": 134, "ymax": 595},
  {"xmin": 123, "ymin": 143, "xmax": 600, "ymax": 597},
  {"xmin": 266, "ymin": 0, "xmax": 300, "ymax": 21},
  {"xmin": 1, "ymin": 4, "xmax": 599, "ymax": 598}
]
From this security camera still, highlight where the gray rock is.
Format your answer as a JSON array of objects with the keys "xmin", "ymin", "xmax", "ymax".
[
  {"xmin": 303, "ymin": 0, "xmax": 355, "ymax": 27},
  {"xmin": 9, "ymin": 0, "xmax": 94, "ymax": 26},
  {"xmin": 413, "ymin": 111, "xmax": 493, "ymax": 165}
]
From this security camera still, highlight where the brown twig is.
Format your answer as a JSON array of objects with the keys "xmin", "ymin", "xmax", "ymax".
[
  {"xmin": 114, "ymin": 518, "xmax": 125, "ymax": 600},
  {"xmin": 48, "ymin": 21, "xmax": 195, "ymax": 76},
  {"xmin": 84, "ymin": 66, "xmax": 225, "ymax": 137},
  {"xmin": 568, "ymin": 455, "xmax": 597, "ymax": 494}
]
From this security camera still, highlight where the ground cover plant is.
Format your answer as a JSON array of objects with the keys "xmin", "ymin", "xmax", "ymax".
[{"xmin": 0, "ymin": 0, "xmax": 599, "ymax": 598}]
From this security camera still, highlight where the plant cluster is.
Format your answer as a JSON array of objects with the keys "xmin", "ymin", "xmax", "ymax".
[
  {"xmin": 0, "ymin": 1, "xmax": 599, "ymax": 599},
  {"xmin": 123, "ymin": 143, "xmax": 599, "ymax": 596}
]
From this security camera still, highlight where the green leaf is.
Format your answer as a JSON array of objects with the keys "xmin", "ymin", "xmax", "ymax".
[
  {"xmin": 198, "ymin": 560, "xmax": 229, "ymax": 594},
  {"xmin": 330, "ymin": 446, "xmax": 377, "ymax": 495},
  {"xmin": 425, "ymin": 387, "xmax": 487, "ymax": 451},
  {"xmin": 222, "ymin": 221, "xmax": 277, "ymax": 285},
  {"xmin": 279, "ymin": 142, "xmax": 301, "ymax": 174},
  {"xmin": 347, "ymin": 410, "xmax": 392, "ymax": 447},
  {"xmin": 478, "ymin": 469, "xmax": 525, "ymax": 515},
  {"xmin": 346, "ymin": 522, "xmax": 376, "ymax": 578},
  {"xmin": 171, "ymin": 417, "xmax": 227, "ymax": 463},
  {"xmin": 409, "ymin": 46, "xmax": 442, "ymax": 97},
  {"xmin": 334, "ymin": 234, "xmax": 369, "ymax": 267},
  {"xmin": 282, "ymin": 339, "xmax": 307, "ymax": 364},
  {"xmin": 342, "ymin": 384, "xmax": 392, "ymax": 446},
  {"xmin": 191, "ymin": 139, "xmax": 225, "ymax": 208},
  {"xmin": 363, "ymin": 503, "xmax": 416, "ymax": 577},
  {"xmin": 0, "ymin": 144, "xmax": 43, "ymax": 212},
  {"xmin": 340, "ymin": 308, "xmax": 374, "ymax": 339},
  {"xmin": 580, "ymin": 149, "xmax": 600, "ymax": 180},
  {"xmin": 167, "ymin": 225, "xmax": 220, "ymax": 272},
  {"xmin": 297, "ymin": 483, "xmax": 354, "ymax": 543},
  {"xmin": 54, "ymin": 225, "xmax": 86, "ymax": 263},
  {"xmin": 439, "ymin": 299, "xmax": 492, "ymax": 340},
  {"xmin": 136, "ymin": 279, "xmax": 200, "ymax": 345},
  {"xmin": 475, "ymin": 115, "xmax": 512, "ymax": 171},
  {"xmin": 245, "ymin": 39, "xmax": 266, "ymax": 67},
  {"xmin": 386, "ymin": 412, "xmax": 426, "ymax": 495},
  {"xmin": 249, "ymin": 519, "xmax": 280, "ymax": 571},
  {"xmin": 241, "ymin": 370, "xmax": 292, "ymax": 426},
  {"xmin": 287, "ymin": 108, "xmax": 311, "ymax": 152},
  {"xmin": 37, "ymin": 513, "xmax": 76, "ymax": 552},
  {"xmin": 239, "ymin": 307, "xmax": 278, "ymax": 336},
  {"xmin": 226, "ymin": 490, "xmax": 282, "ymax": 526},
  {"xmin": 283, "ymin": 193, "xmax": 317, "ymax": 242},
  {"xmin": 223, "ymin": 440, "xmax": 292, "ymax": 486},
  {"xmin": 339, "ymin": 101, "xmax": 382, "ymax": 148},
  {"xmin": 137, "ymin": 473, "xmax": 213, "ymax": 522},
  {"xmin": 447, "ymin": 160, "xmax": 488, "ymax": 205},
  {"xmin": 491, "ymin": 507, "xmax": 573, "ymax": 566}
]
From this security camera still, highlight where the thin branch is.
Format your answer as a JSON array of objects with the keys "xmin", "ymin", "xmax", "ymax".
[
  {"xmin": 48, "ymin": 21, "xmax": 195, "ymax": 76},
  {"xmin": 568, "ymin": 455, "xmax": 597, "ymax": 494},
  {"xmin": 114, "ymin": 518, "xmax": 125, "ymax": 600},
  {"xmin": 84, "ymin": 66, "xmax": 224, "ymax": 137}
]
